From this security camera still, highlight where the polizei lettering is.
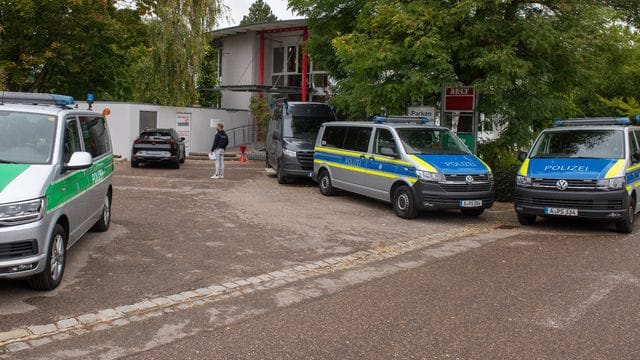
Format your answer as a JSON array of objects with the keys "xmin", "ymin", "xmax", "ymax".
[
  {"xmin": 444, "ymin": 161, "xmax": 476, "ymax": 167},
  {"xmin": 544, "ymin": 165, "xmax": 589, "ymax": 172}
]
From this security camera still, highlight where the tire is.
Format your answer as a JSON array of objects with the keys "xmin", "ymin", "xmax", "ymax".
[
  {"xmin": 461, "ymin": 208, "xmax": 484, "ymax": 217},
  {"xmin": 615, "ymin": 198, "xmax": 635, "ymax": 233},
  {"xmin": 171, "ymin": 160, "xmax": 180, "ymax": 169},
  {"xmin": 318, "ymin": 170, "xmax": 336, "ymax": 196},
  {"xmin": 517, "ymin": 213, "xmax": 536, "ymax": 225},
  {"xmin": 29, "ymin": 224, "xmax": 66, "ymax": 291},
  {"xmin": 131, "ymin": 160, "xmax": 139, "ymax": 168},
  {"xmin": 276, "ymin": 162, "xmax": 289, "ymax": 184},
  {"xmin": 392, "ymin": 185, "xmax": 418, "ymax": 219},
  {"xmin": 91, "ymin": 191, "xmax": 112, "ymax": 232}
]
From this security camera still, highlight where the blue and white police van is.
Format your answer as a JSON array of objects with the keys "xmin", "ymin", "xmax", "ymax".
[
  {"xmin": 514, "ymin": 116, "xmax": 640, "ymax": 233},
  {"xmin": 313, "ymin": 116, "xmax": 494, "ymax": 219}
]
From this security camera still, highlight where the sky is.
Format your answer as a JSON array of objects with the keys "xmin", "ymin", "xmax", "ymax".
[{"xmin": 223, "ymin": 0, "xmax": 300, "ymax": 27}]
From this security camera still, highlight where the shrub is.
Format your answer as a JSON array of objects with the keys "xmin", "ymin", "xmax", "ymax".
[{"xmin": 478, "ymin": 140, "xmax": 521, "ymax": 202}]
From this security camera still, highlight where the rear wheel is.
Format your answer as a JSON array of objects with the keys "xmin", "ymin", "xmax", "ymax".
[
  {"xmin": 517, "ymin": 213, "xmax": 536, "ymax": 225},
  {"xmin": 461, "ymin": 208, "xmax": 484, "ymax": 217},
  {"xmin": 91, "ymin": 191, "xmax": 112, "ymax": 232},
  {"xmin": 615, "ymin": 198, "xmax": 635, "ymax": 233},
  {"xmin": 29, "ymin": 224, "xmax": 66, "ymax": 291},
  {"xmin": 318, "ymin": 170, "xmax": 335, "ymax": 196},
  {"xmin": 131, "ymin": 160, "xmax": 139, "ymax": 168},
  {"xmin": 393, "ymin": 185, "xmax": 418, "ymax": 219}
]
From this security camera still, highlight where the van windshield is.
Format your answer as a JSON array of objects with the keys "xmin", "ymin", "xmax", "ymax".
[
  {"xmin": 530, "ymin": 129, "xmax": 624, "ymax": 159},
  {"xmin": 396, "ymin": 128, "xmax": 470, "ymax": 155},
  {"xmin": 0, "ymin": 111, "xmax": 56, "ymax": 164},
  {"xmin": 283, "ymin": 104, "xmax": 335, "ymax": 142}
]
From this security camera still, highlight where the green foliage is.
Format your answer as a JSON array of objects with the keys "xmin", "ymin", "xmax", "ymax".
[
  {"xmin": 240, "ymin": 0, "xmax": 278, "ymax": 25},
  {"xmin": 478, "ymin": 139, "xmax": 519, "ymax": 202},
  {"xmin": 0, "ymin": 0, "xmax": 140, "ymax": 100},
  {"xmin": 249, "ymin": 96, "xmax": 271, "ymax": 141},
  {"xmin": 134, "ymin": 0, "xmax": 225, "ymax": 106},
  {"xmin": 290, "ymin": 0, "xmax": 640, "ymax": 149},
  {"xmin": 198, "ymin": 46, "xmax": 221, "ymax": 108}
]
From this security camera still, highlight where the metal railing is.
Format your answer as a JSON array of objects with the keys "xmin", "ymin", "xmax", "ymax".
[{"xmin": 225, "ymin": 124, "xmax": 258, "ymax": 147}]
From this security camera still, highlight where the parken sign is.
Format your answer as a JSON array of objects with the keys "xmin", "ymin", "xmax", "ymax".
[
  {"xmin": 444, "ymin": 86, "xmax": 475, "ymax": 112},
  {"xmin": 407, "ymin": 106, "xmax": 435, "ymax": 119}
]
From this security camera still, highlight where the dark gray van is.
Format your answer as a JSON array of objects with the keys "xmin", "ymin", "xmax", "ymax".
[{"xmin": 266, "ymin": 101, "xmax": 337, "ymax": 183}]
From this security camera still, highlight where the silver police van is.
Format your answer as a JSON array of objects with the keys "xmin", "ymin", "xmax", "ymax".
[
  {"xmin": 0, "ymin": 92, "xmax": 113, "ymax": 290},
  {"xmin": 515, "ymin": 116, "xmax": 640, "ymax": 233},
  {"xmin": 313, "ymin": 116, "xmax": 494, "ymax": 218}
]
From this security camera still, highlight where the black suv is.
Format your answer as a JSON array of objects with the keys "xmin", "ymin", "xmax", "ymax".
[{"xmin": 131, "ymin": 128, "xmax": 186, "ymax": 168}]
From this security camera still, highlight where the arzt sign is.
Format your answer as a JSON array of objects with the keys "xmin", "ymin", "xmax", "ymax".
[{"xmin": 444, "ymin": 86, "xmax": 475, "ymax": 112}]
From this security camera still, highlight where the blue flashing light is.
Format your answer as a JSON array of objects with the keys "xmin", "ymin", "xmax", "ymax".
[
  {"xmin": 86, "ymin": 92, "xmax": 94, "ymax": 103},
  {"xmin": 51, "ymin": 94, "xmax": 76, "ymax": 107},
  {"xmin": 373, "ymin": 115, "xmax": 430, "ymax": 124},
  {"xmin": 632, "ymin": 115, "xmax": 640, "ymax": 124},
  {"xmin": 553, "ymin": 117, "xmax": 631, "ymax": 127}
]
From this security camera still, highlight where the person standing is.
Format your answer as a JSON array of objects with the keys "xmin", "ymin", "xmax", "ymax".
[{"xmin": 210, "ymin": 123, "xmax": 229, "ymax": 179}]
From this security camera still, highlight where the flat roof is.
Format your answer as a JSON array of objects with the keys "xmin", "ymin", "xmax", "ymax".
[{"xmin": 211, "ymin": 19, "xmax": 307, "ymax": 39}]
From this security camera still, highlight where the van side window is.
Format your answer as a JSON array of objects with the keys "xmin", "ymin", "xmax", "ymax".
[
  {"xmin": 79, "ymin": 116, "xmax": 111, "ymax": 158},
  {"xmin": 63, "ymin": 117, "xmax": 82, "ymax": 163},
  {"xmin": 321, "ymin": 126, "xmax": 347, "ymax": 148},
  {"xmin": 343, "ymin": 127, "xmax": 371, "ymax": 152},
  {"xmin": 373, "ymin": 129, "xmax": 397, "ymax": 155},
  {"xmin": 632, "ymin": 131, "xmax": 640, "ymax": 160}
]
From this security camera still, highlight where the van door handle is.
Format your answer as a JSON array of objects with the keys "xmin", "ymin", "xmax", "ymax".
[
  {"xmin": 369, "ymin": 156, "xmax": 375, "ymax": 160},
  {"xmin": 359, "ymin": 154, "xmax": 366, "ymax": 159}
]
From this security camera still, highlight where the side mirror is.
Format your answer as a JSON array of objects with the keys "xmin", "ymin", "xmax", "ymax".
[
  {"xmin": 517, "ymin": 151, "xmax": 528, "ymax": 161},
  {"xmin": 63, "ymin": 151, "xmax": 93, "ymax": 172},
  {"xmin": 272, "ymin": 130, "xmax": 280, "ymax": 140},
  {"xmin": 380, "ymin": 146, "xmax": 397, "ymax": 158}
]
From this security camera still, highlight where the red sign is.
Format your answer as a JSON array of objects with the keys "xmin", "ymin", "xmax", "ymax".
[{"xmin": 444, "ymin": 86, "xmax": 475, "ymax": 112}]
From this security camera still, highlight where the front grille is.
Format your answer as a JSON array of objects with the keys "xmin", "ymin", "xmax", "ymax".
[
  {"xmin": 514, "ymin": 195, "xmax": 623, "ymax": 210},
  {"xmin": 532, "ymin": 178, "xmax": 597, "ymax": 191},
  {"xmin": 297, "ymin": 151, "xmax": 314, "ymax": 169},
  {"xmin": 0, "ymin": 240, "xmax": 38, "ymax": 260},
  {"xmin": 441, "ymin": 174, "xmax": 492, "ymax": 192}
]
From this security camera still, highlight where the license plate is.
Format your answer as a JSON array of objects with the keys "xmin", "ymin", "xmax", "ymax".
[
  {"xmin": 545, "ymin": 207, "xmax": 578, "ymax": 216},
  {"xmin": 460, "ymin": 200, "xmax": 482, "ymax": 207}
]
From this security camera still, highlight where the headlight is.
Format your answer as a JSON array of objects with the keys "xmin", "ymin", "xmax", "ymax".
[
  {"xmin": 0, "ymin": 198, "xmax": 45, "ymax": 225},
  {"xmin": 283, "ymin": 149, "xmax": 297, "ymax": 157},
  {"xmin": 416, "ymin": 170, "xmax": 446, "ymax": 183},
  {"xmin": 488, "ymin": 173, "xmax": 494, "ymax": 182},
  {"xmin": 516, "ymin": 175, "xmax": 532, "ymax": 187},
  {"xmin": 597, "ymin": 177, "xmax": 626, "ymax": 190}
]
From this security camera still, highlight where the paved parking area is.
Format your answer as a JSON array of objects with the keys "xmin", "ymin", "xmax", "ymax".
[{"xmin": 1, "ymin": 159, "xmax": 632, "ymax": 358}]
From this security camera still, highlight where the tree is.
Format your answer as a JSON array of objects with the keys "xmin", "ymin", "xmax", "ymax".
[
  {"xmin": 0, "ymin": 0, "xmax": 142, "ymax": 100},
  {"xmin": 240, "ymin": 0, "xmax": 278, "ymax": 26},
  {"xmin": 132, "ymin": 0, "xmax": 226, "ymax": 106},
  {"xmin": 198, "ymin": 46, "xmax": 222, "ymax": 108},
  {"xmin": 289, "ymin": 0, "xmax": 640, "ymax": 149}
]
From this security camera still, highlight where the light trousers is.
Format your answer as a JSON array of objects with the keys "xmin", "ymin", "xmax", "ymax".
[{"xmin": 214, "ymin": 148, "xmax": 224, "ymax": 176}]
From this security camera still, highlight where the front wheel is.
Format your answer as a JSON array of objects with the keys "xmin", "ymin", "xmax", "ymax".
[
  {"xmin": 318, "ymin": 170, "xmax": 336, "ymax": 196},
  {"xmin": 517, "ymin": 213, "xmax": 536, "ymax": 225},
  {"xmin": 392, "ymin": 185, "xmax": 418, "ymax": 219},
  {"xmin": 276, "ymin": 162, "xmax": 289, "ymax": 184},
  {"xmin": 461, "ymin": 208, "xmax": 484, "ymax": 217},
  {"xmin": 29, "ymin": 224, "xmax": 67, "ymax": 291},
  {"xmin": 91, "ymin": 192, "xmax": 112, "ymax": 232},
  {"xmin": 615, "ymin": 198, "xmax": 635, "ymax": 233}
]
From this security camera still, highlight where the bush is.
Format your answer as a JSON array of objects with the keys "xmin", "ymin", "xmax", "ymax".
[
  {"xmin": 492, "ymin": 164, "xmax": 519, "ymax": 202},
  {"xmin": 477, "ymin": 140, "xmax": 521, "ymax": 202}
]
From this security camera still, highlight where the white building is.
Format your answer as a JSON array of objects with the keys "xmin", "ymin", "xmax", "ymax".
[{"xmin": 211, "ymin": 19, "xmax": 330, "ymax": 109}]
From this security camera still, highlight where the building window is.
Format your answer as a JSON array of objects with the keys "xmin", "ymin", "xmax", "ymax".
[{"xmin": 273, "ymin": 47, "xmax": 284, "ymax": 73}]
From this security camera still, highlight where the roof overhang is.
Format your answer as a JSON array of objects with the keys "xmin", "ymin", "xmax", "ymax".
[
  {"xmin": 211, "ymin": 19, "xmax": 308, "ymax": 39},
  {"xmin": 213, "ymin": 85, "xmax": 310, "ymax": 94}
]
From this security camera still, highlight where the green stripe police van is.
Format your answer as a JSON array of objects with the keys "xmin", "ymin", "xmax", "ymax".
[
  {"xmin": 313, "ymin": 116, "xmax": 494, "ymax": 218},
  {"xmin": 0, "ymin": 92, "xmax": 113, "ymax": 290}
]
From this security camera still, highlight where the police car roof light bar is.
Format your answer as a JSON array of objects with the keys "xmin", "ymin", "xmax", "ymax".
[
  {"xmin": 373, "ymin": 115, "xmax": 430, "ymax": 125},
  {"xmin": 0, "ymin": 91, "xmax": 75, "ymax": 108},
  {"xmin": 553, "ymin": 117, "xmax": 630, "ymax": 127}
]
